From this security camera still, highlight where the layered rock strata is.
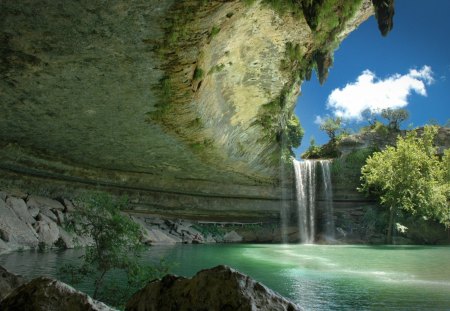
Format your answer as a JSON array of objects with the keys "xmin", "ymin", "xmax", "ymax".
[{"xmin": 1, "ymin": 0, "xmax": 374, "ymax": 218}]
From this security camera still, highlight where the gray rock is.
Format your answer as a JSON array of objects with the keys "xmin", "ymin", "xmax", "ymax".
[
  {"xmin": 0, "ymin": 239, "xmax": 10, "ymax": 254},
  {"xmin": 6, "ymin": 197, "xmax": 36, "ymax": 225},
  {"xmin": 57, "ymin": 228, "xmax": 75, "ymax": 249},
  {"xmin": 125, "ymin": 265, "xmax": 301, "ymax": 311},
  {"xmin": 3, "ymin": 189, "xmax": 27, "ymax": 200},
  {"xmin": 223, "ymin": 230, "xmax": 243, "ymax": 243},
  {"xmin": 55, "ymin": 209, "xmax": 65, "ymax": 225},
  {"xmin": 0, "ymin": 228, "xmax": 11, "ymax": 242},
  {"xmin": 0, "ymin": 199, "xmax": 39, "ymax": 248},
  {"xmin": 205, "ymin": 235, "xmax": 216, "ymax": 243},
  {"xmin": 0, "ymin": 277, "xmax": 116, "ymax": 311},
  {"xmin": 63, "ymin": 198, "xmax": 76, "ymax": 213},
  {"xmin": 142, "ymin": 229, "xmax": 178, "ymax": 245},
  {"xmin": 0, "ymin": 191, "xmax": 7, "ymax": 201},
  {"xmin": 38, "ymin": 207, "xmax": 58, "ymax": 223},
  {"xmin": 0, "ymin": 266, "xmax": 26, "ymax": 301},
  {"xmin": 34, "ymin": 218, "xmax": 60, "ymax": 246},
  {"xmin": 28, "ymin": 206, "xmax": 40, "ymax": 218},
  {"xmin": 27, "ymin": 195, "xmax": 65, "ymax": 211}
]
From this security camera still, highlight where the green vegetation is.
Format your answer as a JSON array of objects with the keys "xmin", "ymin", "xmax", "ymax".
[
  {"xmin": 319, "ymin": 116, "xmax": 342, "ymax": 141},
  {"xmin": 359, "ymin": 126, "xmax": 450, "ymax": 244},
  {"xmin": 60, "ymin": 193, "xmax": 167, "ymax": 308},
  {"xmin": 255, "ymin": 87, "xmax": 304, "ymax": 160},
  {"xmin": 193, "ymin": 67, "xmax": 204, "ymax": 81},
  {"xmin": 287, "ymin": 115, "xmax": 304, "ymax": 149},
  {"xmin": 208, "ymin": 63, "xmax": 225, "ymax": 75},
  {"xmin": 209, "ymin": 25, "xmax": 221, "ymax": 40},
  {"xmin": 380, "ymin": 108, "xmax": 409, "ymax": 130}
]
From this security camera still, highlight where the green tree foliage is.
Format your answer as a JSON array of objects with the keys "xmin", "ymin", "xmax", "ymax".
[
  {"xmin": 380, "ymin": 108, "xmax": 409, "ymax": 130},
  {"xmin": 60, "ymin": 193, "xmax": 168, "ymax": 308},
  {"xmin": 319, "ymin": 116, "xmax": 342, "ymax": 140},
  {"xmin": 287, "ymin": 115, "xmax": 304, "ymax": 149},
  {"xmin": 359, "ymin": 126, "xmax": 450, "ymax": 243},
  {"xmin": 361, "ymin": 108, "xmax": 379, "ymax": 127}
]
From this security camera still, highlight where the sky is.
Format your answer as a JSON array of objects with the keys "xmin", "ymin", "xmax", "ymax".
[{"xmin": 294, "ymin": 0, "xmax": 450, "ymax": 158}]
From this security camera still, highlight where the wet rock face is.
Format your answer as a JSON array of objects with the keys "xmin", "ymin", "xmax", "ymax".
[
  {"xmin": 126, "ymin": 265, "xmax": 302, "ymax": 311},
  {"xmin": 0, "ymin": 277, "xmax": 116, "ymax": 311}
]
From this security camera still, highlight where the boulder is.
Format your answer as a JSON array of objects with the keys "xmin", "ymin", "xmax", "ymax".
[
  {"xmin": 205, "ymin": 235, "xmax": 216, "ymax": 243},
  {"xmin": 0, "ymin": 198, "xmax": 39, "ymax": 248},
  {"xmin": 223, "ymin": 230, "xmax": 243, "ymax": 243},
  {"xmin": 6, "ymin": 197, "xmax": 36, "ymax": 225},
  {"xmin": 38, "ymin": 207, "xmax": 59, "ymax": 223},
  {"xmin": 0, "ymin": 266, "xmax": 24, "ymax": 298},
  {"xmin": 55, "ymin": 209, "xmax": 65, "ymax": 225},
  {"xmin": 63, "ymin": 198, "xmax": 76, "ymax": 213},
  {"xmin": 0, "ymin": 239, "xmax": 9, "ymax": 254},
  {"xmin": 28, "ymin": 205, "xmax": 40, "ymax": 218},
  {"xmin": 0, "ymin": 266, "xmax": 26, "ymax": 301},
  {"xmin": 125, "ymin": 265, "xmax": 301, "ymax": 311},
  {"xmin": 27, "ymin": 195, "xmax": 65, "ymax": 211},
  {"xmin": 142, "ymin": 229, "xmax": 178, "ymax": 245},
  {"xmin": 0, "ymin": 191, "xmax": 7, "ymax": 201},
  {"xmin": 34, "ymin": 217, "xmax": 60, "ymax": 246},
  {"xmin": 57, "ymin": 227, "xmax": 75, "ymax": 249},
  {"xmin": 0, "ymin": 277, "xmax": 116, "ymax": 311}
]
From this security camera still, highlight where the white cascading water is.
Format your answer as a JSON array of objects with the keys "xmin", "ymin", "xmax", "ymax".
[{"xmin": 292, "ymin": 159, "xmax": 334, "ymax": 243}]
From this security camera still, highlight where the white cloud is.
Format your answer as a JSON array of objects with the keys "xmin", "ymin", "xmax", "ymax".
[
  {"xmin": 326, "ymin": 66, "xmax": 434, "ymax": 121},
  {"xmin": 314, "ymin": 115, "xmax": 325, "ymax": 125}
]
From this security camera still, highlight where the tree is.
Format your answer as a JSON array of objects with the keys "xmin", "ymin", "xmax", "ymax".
[
  {"xmin": 359, "ymin": 126, "xmax": 450, "ymax": 243},
  {"xmin": 361, "ymin": 108, "xmax": 379, "ymax": 127},
  {"xmin": 60, "ymin": 193, "xmax": 167, "ymax": 307},
  {"xmin": 319, "ymin": 116, "xmax": 342, "ymax": 141},
  {"xmin": 380, "ymin": 108, "xmax": 409, "ymax": 130},
  {"xmin": 287, "ymin": 115, "xmax": 304, "ymax": 148}
]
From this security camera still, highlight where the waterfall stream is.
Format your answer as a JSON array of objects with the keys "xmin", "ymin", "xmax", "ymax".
[{"xmin": 292, "ymin": 159, "xmax": 334, "ymax": 243}]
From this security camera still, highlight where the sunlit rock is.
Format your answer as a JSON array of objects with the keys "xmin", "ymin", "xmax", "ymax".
[{"xmin": 126, "ymin": 265, "xmax": 301, "ymax": 311}]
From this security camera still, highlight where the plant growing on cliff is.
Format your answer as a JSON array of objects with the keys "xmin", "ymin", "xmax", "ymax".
[
  {"xmin": 60, "ymin": 193, "xmax": 167, "ymax": 308},
  {"xmin": 319, "ymin": 116, "xmax": 342, "ymax": 141},
  {"xmin": 380, "ymin": 108, "xmax": 409, "ymax": 130},
  {"xmin": 359, "ymin": 126, "xmax": 450, "ymax": 244}
]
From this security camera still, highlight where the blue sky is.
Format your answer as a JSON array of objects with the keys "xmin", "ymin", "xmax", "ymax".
[{"xmin": 294, "ymin": 0, "xmax": 450, "ymax": 157}]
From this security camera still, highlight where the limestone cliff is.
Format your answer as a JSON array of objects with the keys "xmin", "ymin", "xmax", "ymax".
[{"xmin": 1, "ymin": 0, "xmax": 376, "ymax": 220}]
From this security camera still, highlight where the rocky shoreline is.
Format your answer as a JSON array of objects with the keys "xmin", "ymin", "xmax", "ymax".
[{"xmin": 0, "ymin": 188, "xmax": 287, "ymax": 255}]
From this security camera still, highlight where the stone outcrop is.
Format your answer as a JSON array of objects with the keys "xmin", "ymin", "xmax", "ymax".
[
  {"xmin": 0, "ymin": 0, "xmax": 376, "ymax": 220},
  {"xmin": 125, "ymin": 265, "xmax": 301, "ymax": 311},
  {"xmin": 0, "ymin": 277, "xmax": 116, "ymax": 311},
  {"xmin": 0, "ymin": 266, "xmax": 25, "ymax": 302},
  {"xmin": 0, "ymin": 188, "xmax": 284, "ymax": 252},
  {"xmin": 0, "ymin": 189, "xmax": 93, "ymax": 253}
]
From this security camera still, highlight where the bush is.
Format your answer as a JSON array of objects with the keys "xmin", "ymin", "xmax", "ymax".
[{"xmin": 60, "ymin": 193, "xmax": 168, "ymax": 308}]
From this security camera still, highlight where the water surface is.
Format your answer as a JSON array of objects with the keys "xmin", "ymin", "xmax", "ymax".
[{"xmin": 1, "ymin": 244, "xmax": 450, "ymax": 310}]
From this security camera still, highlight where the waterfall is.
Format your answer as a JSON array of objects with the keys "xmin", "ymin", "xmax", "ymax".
[
  {"xmin": 293, "ymin": 159, "xmax": 334, "ymax": 243},
  {"xmin": 320, "ymin": 160, "xmax": 335, "ymax": 240}
]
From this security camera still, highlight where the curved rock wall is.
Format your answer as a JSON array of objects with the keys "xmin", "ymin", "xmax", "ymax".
[{"xmin": 1, "ymin": 0, "xmax": 373, "ymax": 218}]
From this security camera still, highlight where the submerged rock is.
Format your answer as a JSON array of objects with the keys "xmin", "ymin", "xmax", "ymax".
[
  {"xmin": 0, "ymin": 277, "xmax": 116, "ymax": 311},
  {"xmin": 125, "ymin": 265, "xmax": 301, "ymax": 311},
  {"xmin": 0, "ymin": 266, "xmax": 25, "ymax": 302}
]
